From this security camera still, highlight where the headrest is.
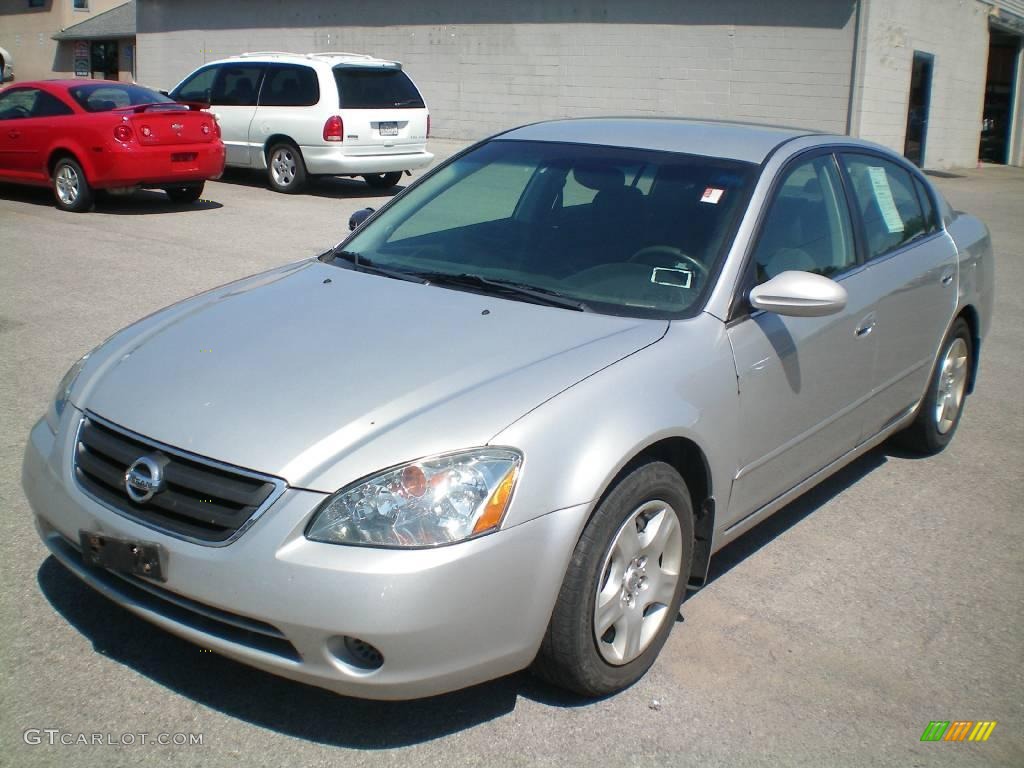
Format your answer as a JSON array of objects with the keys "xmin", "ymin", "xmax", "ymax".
[{"xmin": 572, "ymin": 163, "xmax": 625, "ymax": 192}]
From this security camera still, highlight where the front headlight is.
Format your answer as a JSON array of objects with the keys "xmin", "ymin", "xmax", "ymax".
[
  {"xmin": 44, "ymin": 352, "xmax": 90, "ymax": 432},
  {"xmin": 306, "ymin": 448, "xmax": 522, "ymax": 548}
]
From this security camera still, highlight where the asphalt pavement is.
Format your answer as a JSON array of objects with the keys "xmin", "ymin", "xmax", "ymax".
[{"xmin": 0, "ymin": 144, "xmax": 1021, "ymax": 767}]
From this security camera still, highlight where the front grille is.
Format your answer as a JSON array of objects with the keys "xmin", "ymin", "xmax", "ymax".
[
  {"xmin": 49, "ymin": 534, "xmax": 300, "ymax": 661},
  {"xmin": 74, "ymin": 415, "xmax": 282, "ymax": 544}
]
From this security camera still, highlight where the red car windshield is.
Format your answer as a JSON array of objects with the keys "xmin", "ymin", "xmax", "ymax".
[{"xmin": 68, "ymin": 83, "xmax": 178, "ymax": 113}]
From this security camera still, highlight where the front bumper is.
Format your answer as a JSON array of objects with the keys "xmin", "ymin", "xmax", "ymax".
[
  {"xmin": 297, "ymin": 146, "xmax": 434, "ymax": 176},
  {"xmin": 21, "ymin": 411, "xmax": 588, "ymax": 700}
]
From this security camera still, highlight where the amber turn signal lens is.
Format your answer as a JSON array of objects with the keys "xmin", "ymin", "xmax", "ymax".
[{"xmin": 473, "ymin": 465, "xmax": 518, "ymax": 534}]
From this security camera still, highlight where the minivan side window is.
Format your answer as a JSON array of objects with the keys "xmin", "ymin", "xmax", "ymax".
[
  {"xmin": 751, "ymin": 154, "xmax": 856, "ymax": 284},
  {"xmin": 210, "ymin": 65, "xmax": 264, "ymax": 107},
  {"xmin": 840, "ymin": 154, "xmax": 928, "ymax": 259},
  {"xmin": 173, "ymin": 66, "xmax": 217, "ymax": 103},
  {"xmin": 260, "ymin": 65, "xmax": 320, "ymax": 107}
]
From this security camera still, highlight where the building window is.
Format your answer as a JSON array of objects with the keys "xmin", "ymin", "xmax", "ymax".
[
  {"xmin": 28, "ymin": 0, "xmax": 46, "ymax": 8},
  {"xmin": 73, "ymin": 0, "xmax": 89, "ymax": 9}
]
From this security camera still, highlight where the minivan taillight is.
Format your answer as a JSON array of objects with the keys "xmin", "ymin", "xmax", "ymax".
[
  {"xmin": 427, "ymin": 114, "xmax": 431, "ymax": 138},
  {"xmin": 113, "ymin": 124, "xmax": 133, "ymax": 143},
  {"xmin": 323, "ymin": 115, "xmax": 344, "ymax": 142}
]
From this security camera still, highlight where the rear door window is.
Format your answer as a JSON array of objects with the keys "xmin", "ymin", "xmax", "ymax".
[
  {"xmin": 260, "ymin": 64, "xmax": 320, "ymax": 107},
  {"xmin": 334, "ymin": 67, "xmax": 425, "ymax": 109},
  {"xmin": 840, "ymin": 154, "xmax": 929, "ymax": 259}
]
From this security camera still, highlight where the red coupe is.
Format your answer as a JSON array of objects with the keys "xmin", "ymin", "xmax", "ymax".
[{"xmin": 0, "ymin": 79, "xmax": 225, "ymax": 212}]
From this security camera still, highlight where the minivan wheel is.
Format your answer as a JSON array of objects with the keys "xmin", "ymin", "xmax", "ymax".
[
  {"xmin": 52, "ymin": 157, "xmax": 94, "ymax": 212},
  {"xmin": 532, "ymin": 461, "xmax": 694, "ymax": 697},
  {"xmin": 363, "ymin": 171, "xmax": 403, "ymax": 189},
  {"xmin": 164, "ymin": 182, "xmax": 205, "ymax": 204},
  {"xmin": 268, "ymin": 143, "xmax": 307, "ymax": 193},
  {"xmin": 893, "ymin": 318, "xmax": 973, "ymax": 455}
]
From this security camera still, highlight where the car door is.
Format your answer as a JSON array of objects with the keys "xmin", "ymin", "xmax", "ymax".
[
  {"xmin": 724, "ymin": 152, "xmax": 878, "ymax": 527},
  {"xmin": 250, "ymin": 63, "xmax": 320, "ymax": 151},
  {"xmin": 209, "ymin": 64, "xmax": 266, "ymax": 167},
  {"xmin": 174, "ymin": 63, "xmax": 265, "ymax": 167},
  {"xmin": 838, "ymin": 153, "xmax": 958, "ymax": 439},
  {"xmin": 0, "ymin": 87, "xmax": 61, "ymax": 180}
]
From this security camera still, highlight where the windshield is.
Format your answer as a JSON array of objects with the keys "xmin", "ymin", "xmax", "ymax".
[
  {"xmin": 68, "ymin": 83, "xmax": 177, "ymax": 113},
  {"xmin": 334, "ymin": 67, "xmax": 425, "ymax": 109},
  {"xmin": 342, "ymin": 139, "xmax": 755, "ymax": 317}
]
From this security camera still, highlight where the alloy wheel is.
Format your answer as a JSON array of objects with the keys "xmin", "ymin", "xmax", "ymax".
[
  {"xmin": 55, "ymin": 164, "xmax": 80, "ymax": 206},
  {"xmin": 593, "ymin": 499, "xmax": 684, "ymax": 665},
  {"xmin": 934, "ymin": 337, "xmax": 969, "ymax": 434}
]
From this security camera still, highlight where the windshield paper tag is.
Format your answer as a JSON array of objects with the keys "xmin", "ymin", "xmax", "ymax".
[
  {"xmin": 700, "ymin": 187, "xmax": 725, "ymax": 205},
  {"xmin": 867, "ymin": 166, "xmax": 904, "ymax": 234}
]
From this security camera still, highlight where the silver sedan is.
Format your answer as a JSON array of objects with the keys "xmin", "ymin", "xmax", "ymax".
[{"xmin": 22, "ymin": 118, "xmax": 994, "ymax": 699}]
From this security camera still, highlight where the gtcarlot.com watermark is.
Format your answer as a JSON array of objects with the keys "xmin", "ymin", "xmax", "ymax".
[{"xmin": 24, "ymin": 729, "xmax": 203, "ymax": 747}]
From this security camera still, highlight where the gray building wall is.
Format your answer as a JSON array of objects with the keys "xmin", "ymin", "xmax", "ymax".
[
  {"xmin": 136, "ymin": 0, "xmax": 859, "ymax": 139},
  {"xmin": 850, "ymin": 0, "xmax": 992, "ymax": 169}
]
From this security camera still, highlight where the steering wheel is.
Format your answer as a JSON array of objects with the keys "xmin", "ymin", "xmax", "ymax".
[{"xmin": 628, "ymin": 245, "xmax": 709, "ymax": 277}]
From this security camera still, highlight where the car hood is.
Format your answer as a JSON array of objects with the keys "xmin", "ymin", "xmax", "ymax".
[{"xmin": 76, "ymin": 260, "xmax": 667, "ymax": 492}]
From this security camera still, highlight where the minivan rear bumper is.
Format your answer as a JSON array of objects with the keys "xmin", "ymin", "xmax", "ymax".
[{"xmin": 299, "ymin": 147, "xmax": 434, "ymax": 176}]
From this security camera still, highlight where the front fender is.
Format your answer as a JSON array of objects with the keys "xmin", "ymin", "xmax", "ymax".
[{"xmin": 492, "ymin": 312, "xmax": 739, "ymax": 540}]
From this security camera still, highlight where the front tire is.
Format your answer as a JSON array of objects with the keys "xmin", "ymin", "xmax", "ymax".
[
  {"xmin": 52, "ymin": 157, "xmax": 94, "ymax": 212},
  {"xmin": 893, "ymin": 318, "xmax": 973, "ymax": 455},
  {"xmin": 532, "ymin": 462, "xmax": 694, "ymax": 697},
  {"xmin": 164, "ymin": 182, "xmax": 204, "ymax": 204},
  {"xmin": 267, "ymin": 143, "xmax": 307, "ymax": 193},
  {"xmin": 363, "ymin": 171, "xmax": 403, "ymax": 189}
]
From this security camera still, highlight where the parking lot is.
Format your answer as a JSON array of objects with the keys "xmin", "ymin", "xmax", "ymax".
[{"xmin": 1, "ymin": 146, "xmax": 1021, "ymax": 767}]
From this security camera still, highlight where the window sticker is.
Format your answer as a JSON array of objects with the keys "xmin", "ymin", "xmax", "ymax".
[
  {"xmin": 867, "ymin": 166, "xmax": 904, "ymax": 234},
  {"xmin": 700, "ymin": 187, "xmax": 725, "ymax": 205}
]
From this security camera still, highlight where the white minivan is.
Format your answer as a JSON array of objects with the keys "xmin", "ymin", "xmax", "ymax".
[{"xmin": 169, "ymin": 52, "xmax": 433, "ymax": 193}]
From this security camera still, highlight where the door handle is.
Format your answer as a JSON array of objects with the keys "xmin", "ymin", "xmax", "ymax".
[
  {"xmin": 855, "ymin": 314, "xmax": 877, "ymax": 338},
  {"xmin": 7, "ymin": 130, "xmax": 20, "ymax": 139},
  {"xmin": 941, "ymin": 271, "xmax": 955, "ymax": 285}
]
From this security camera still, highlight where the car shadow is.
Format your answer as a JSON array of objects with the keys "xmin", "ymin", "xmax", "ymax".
[
  {"xmin": 0, "ymin": 183, "xmax": 223, "ymax": 214},
  {"xmin": 36, "ymin": 557, "xmax": 593, "ymax": 748},
  {"xmin": 215, "ymin": 168, "xmax": 405, "ymax": 200},
  {"xmin": 701, "ymin": 446, "xmax": 889, "ymax": 587}
]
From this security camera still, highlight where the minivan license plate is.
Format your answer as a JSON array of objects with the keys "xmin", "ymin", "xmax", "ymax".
[{"xmin": 379, "ymin": 122, "xmax": 399, "ymax": 136}]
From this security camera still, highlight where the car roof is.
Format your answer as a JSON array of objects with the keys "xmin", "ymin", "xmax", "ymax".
[
  {"xmin": 210, "ymin": 52, "xmax": 402, "ymax": 68},
  {"xmin": 499, "ymin": 117, "xmax": 824, "ymax": 164}
]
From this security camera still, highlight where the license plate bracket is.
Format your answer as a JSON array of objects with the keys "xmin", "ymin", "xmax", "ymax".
[
  {"xmin": 378, "ymin": 122, "xmax": 399, "ymax": 136},
  {"xmin": 79, "ymin": 530, "xmax": 166, "ymax": 582}
]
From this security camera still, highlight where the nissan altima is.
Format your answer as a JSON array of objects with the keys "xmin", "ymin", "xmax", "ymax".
[{"xmin": 22, "ymin": 118, "xmax": 994, "ymax": 699}]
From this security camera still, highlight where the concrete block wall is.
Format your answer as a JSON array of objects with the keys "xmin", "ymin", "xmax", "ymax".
[
  {"xmin": 851, "ymin": 0, "xmax": 991, "ymax": 169},
  {"xmin": 136, "ymin": 0, "xmax": 858, "ymax": 139}
]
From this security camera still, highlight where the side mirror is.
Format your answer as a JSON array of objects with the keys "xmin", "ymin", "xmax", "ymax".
[
  {"xmin": 748, "ymin": 271, "xmax": 847, "ymax": 317},
  {"xmin": 159, "ymin": 89, "xmax": 170, "ymax": 97},
  {"xmin": 349, "ymin": 207, "xmax": 375, "ymax": 231}
]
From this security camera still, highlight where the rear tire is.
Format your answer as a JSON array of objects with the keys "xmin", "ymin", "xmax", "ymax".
[
  {"xmin": 892, "ymin": 318, "xmax": 973, "ymax": 455},
  {"xmin": 363, "ymin": 171, "xmax": 403, "ymax": 189},
  {"xmin": 164, "ymin": 182, "xmax": 205, "ymax": 204},
  {"xmin": 52, "ymin": 157, "xmax": 94, "ymax": 212},
  {"xmin": 267, "ymin": 142, "xmax": 307, "ymax": 193},
  {"xmin": 532, "ymin": 462, "xmax": 694, "ymax": 697}
]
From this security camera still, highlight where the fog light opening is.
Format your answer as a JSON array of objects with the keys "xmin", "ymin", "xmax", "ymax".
[{"xmin": 329, "ymin": 635, "xmax": 384, "ymax": 671}]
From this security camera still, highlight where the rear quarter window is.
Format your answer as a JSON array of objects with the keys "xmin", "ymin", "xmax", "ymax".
[{"xmin": 334, "ymin": 67, "xmax": 425, "ymax": 109}]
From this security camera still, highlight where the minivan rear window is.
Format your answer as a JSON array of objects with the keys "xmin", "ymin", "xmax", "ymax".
[{"xmin": 333, "ymin": 67, "xmax": 425, "ymax": 109}]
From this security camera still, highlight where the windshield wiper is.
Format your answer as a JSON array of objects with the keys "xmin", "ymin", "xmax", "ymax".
[
  {"xmin": 324, "ymin": 249, "xmax": 427, "ymax": 284},
  {"xmin": 417, "ymin": 272, "xmax": 590, "ymax": 312}
]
